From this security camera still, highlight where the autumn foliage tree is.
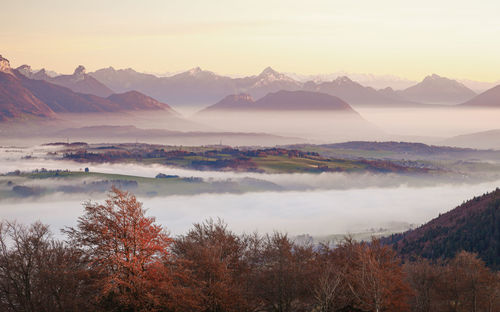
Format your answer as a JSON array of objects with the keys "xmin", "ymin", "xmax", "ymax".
[{"xmin": 64, "ymin": 187, "xmax": 174, "ymax": 311}]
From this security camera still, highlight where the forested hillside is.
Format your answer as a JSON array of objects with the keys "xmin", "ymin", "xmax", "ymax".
[{"xmin": 384, "ymin": 188, "xmax": 500, "ymax": 269}]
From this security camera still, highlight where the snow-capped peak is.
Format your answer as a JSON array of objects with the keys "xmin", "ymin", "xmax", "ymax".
[
  {"xmin": 255, "ymin": 66, "xmax": 294, "ymax": 85},
  {"xmin": 260, "ymin": 66, "xmax": 279, "ymax": 76}
]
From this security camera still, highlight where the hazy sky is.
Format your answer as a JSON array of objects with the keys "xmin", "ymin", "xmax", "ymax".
[{"xmin": 2, "ymin": 0, "xmax": 499, "ymax": 81}]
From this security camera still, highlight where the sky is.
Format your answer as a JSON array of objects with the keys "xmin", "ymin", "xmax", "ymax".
[{"xmin": 1, "ymin": 0, "xmax": 500, "ymax": 81}]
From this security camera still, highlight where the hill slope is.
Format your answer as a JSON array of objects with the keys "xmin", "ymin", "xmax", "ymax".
[
  {"xmin": 384, "ymin": 189, "xmax": 500, "ymax": 269},
  {"xmin": 107, "ymin": 91, "xmax": 177, "ymax": 113},
  {"xmin": 442, "ymin": 129, "xmax": 500, "ymax": 150},
  {"xmin": 460, "ymin": 85, "xmax": 500, "ymax": 107}
]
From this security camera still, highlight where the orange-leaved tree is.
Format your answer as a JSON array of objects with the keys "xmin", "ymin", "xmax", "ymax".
[{"xmin": 64, "ymin": 187, "xmax": 172, "ymax": 311}]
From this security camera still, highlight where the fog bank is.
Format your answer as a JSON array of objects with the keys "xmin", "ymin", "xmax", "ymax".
[{"xmin": 1, "ymin": 180, "xmax": 498, "ymax": 237}]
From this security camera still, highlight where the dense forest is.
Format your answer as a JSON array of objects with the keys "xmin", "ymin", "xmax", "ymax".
[
  {"xmin": 0, "ymin": 188, "xmax": 498, "ymax": 312},
  {"xmin": 384, "ymin": 188, "xmax": 500, "ymax": 269}
]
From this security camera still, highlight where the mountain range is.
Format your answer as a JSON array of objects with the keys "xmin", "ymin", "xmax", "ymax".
[
  {"xmin": 17, "ymin": 64, "xmax": 113, "ymax": 97},
  {"xmin": 90, "ymin": 66, "xmax": 482, "ymax": 107},
  {"xmin": 0, "ymin": 55, "xmax": 176, "ymax": 121},
  {"xmin": 302, "ymin": 76, "xmax": 417, "ymax": 106},
  {"xmin": 90, "ymin": 66, "xmax": 303, "ymax": 107},
  {"xmin": 3, "ymin": 54, "xmax": 500, "ymax": 123}
]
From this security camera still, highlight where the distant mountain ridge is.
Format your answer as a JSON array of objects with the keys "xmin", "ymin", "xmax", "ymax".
[
  {"xmin": 0, "ymin": 55, "xmax": 176, "ymax": 121},
  {"xmin": 302, "ymin": 76, "xmax": 417, "ymax": 106},
  {"xmin": 90, "ymin": 66, "xmax": 481, "ymax": 107},
  {"xmin": 17, "ymin": 64, "xmax": 114, "ymax": 97},
  {"xmin": 396, "ymin": 74, "xmax": 476, "ymax": 104}
]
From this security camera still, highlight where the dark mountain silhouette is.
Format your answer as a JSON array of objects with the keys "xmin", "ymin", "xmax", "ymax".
[
  {"xmin": 199, "ymin": 90, "xmax": 356, "ymax": 113},
  {"xmin": 460, "ymin": 84, "xmax": 500, "ymax": 107},
  {"xmin": 18, "ymin": 75, "xmax": 121, "ymax": 113},
  {"xmin": 384, "ymin": 189, "xmax": 500, "ymax": 269},
  {"xmin": 17, "ymin": 65, "xmax": 114, "ymax": 97},
  {"xmin": 19, "ymin": 77, "xmax": 175, "ymax": 113},
  {"xmin": 397, "ymin": 74, "xmax": 476, "ymax": 104}
]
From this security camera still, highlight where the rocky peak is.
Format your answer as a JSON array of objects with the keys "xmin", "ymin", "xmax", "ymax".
[
  {"xmin": 32, "ymin": 68, "xmax": 50, "ymax": 80},
  {"xmin": 255, "ymin": 66, "xmax": 295, "ymax": 85},
  {"xmin": 73, "ymin": 65, "xmax": 86, "ymax": 76},
  {"xmin": 260, "ymin": 66, "xmax": 278, "ymax": 76},
  {"xmin": 16, "ymin": 64, "xmax": 33, "ymax": 77},
  {"xmin": 423, "ymin": 73, "xmax": 443, "ymax": 82},
  {"xmin": 0, "ymin": 55, "xmax": 13, "ymax": 75}
]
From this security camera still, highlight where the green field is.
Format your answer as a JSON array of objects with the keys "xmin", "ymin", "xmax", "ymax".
[{"xmin": 250, "ymin": 155, "xmax": 366, "ymax": 173}]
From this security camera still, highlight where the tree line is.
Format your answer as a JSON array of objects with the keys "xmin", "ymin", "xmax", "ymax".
[{"xmin": 0, "ymin": 187, "xmax": 498, "ymax": 312}]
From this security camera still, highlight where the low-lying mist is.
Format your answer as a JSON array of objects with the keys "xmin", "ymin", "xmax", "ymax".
[
  {"xmin": 192, "ymin": 110, "xmax": 384, "ymax": 142},
  {"xmin": 1, "ymin": 145, "xmax": 499, "ymax": 238},
  {"xmin": 355, "ymin": 107, "xmax": 500, "ymax": 141},
  {"xmin": 2, "ymin": 107, "xmax": 500, "ymax": 148},
  {"xmin": 1, "ymin": 180, "xmax": 499, "ymax": 238}
]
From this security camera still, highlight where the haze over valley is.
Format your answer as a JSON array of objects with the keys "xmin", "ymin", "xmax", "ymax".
[{"xmin": 1, "ymin": 2, "xmax": 500, "ymax": 310}]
